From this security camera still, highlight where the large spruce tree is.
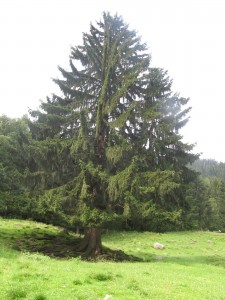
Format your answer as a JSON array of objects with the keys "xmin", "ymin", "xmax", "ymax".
[{"xmin": 28, "ymin": 12, "xmax": 197, "ymax": 256}]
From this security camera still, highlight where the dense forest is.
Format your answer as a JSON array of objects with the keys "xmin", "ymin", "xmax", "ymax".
[
  {"xmin": 192, "ymin": 159, "xmax": 225, "ymax": 180},
  {"xmin": 1, "ymin": 13, "xmax": 225, "ymax": 256}
]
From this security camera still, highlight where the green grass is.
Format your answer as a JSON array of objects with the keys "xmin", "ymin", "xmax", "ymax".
[{"xmin": 0, "ymin": 217, "xmax": 225, "ymax": 299}]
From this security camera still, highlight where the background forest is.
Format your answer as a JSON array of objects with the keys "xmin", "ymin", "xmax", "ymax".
[{"xmin": 1, "ymin": 114, "xmax": 224, "ymax": 233}]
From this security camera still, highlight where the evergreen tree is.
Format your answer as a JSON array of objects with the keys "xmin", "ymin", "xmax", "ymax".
[
  {"xmin": 184, "ymin": 176, "xmax": 211, "ymax": 229},
  {"xmin": 207, "ymin": 177, "xmax": 225, "ymax": 230},
  {"xmin": 190, "ymin": 159, "xmax": 225, "ymax": 231},
  {"xmin": 28, "ymin": 12, "xmax": 197, "ymax": 256},
  {"xmin": 0, "ymin": 115, "xmax": 31, "ymax": 216}
]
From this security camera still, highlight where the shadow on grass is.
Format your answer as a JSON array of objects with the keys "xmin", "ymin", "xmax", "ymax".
[
  {"xmin": 133, "ymin": 250, "xmax": 225, "ymax": 268},
  {"xmin": 0, "ymin": 226, "xmax": 141, "ymax": 262}
]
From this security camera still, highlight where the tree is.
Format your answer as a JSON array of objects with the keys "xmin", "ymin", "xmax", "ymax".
[
  {"xmin": 28, "ymin": 12, "xmax": 197, "ymax": 256},
  {"xmin": 0, "ymin": 115, "xmax": 31, "ymax": 216},
  {"xmin": 207, "ymin": 177, "xmax": 225, "ymax": 230},
  {"xmin": 183, "ymin": 176, "xmax": 211, "ymax": 229}
]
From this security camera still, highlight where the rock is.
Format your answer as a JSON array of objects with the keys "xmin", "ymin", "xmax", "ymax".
[
  {"xmin": 153, "ymin": 242, "xmax": 165, "ymax": 249},
  {"xmin": 104, "ymin": 295, "xmax": 112, "ymax": 300}
]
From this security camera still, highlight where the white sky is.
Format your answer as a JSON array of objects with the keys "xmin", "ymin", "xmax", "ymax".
[{"xmin": 1, "ymin": 0, "xmax": 225, "ymax": 162}]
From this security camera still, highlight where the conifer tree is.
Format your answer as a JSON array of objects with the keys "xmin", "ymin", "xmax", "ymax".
[
  {"xmin": 0, "ymin": 115, "xmax": 31, "ymax": 216},
  {"xmin": 28, "ymin": 12, "xmax": 197, "ymax": 256}
]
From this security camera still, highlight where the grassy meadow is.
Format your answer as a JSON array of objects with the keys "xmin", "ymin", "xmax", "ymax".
[{"xmin": 0, "ymin": 217, "xmax": 225, "ymax": 299}]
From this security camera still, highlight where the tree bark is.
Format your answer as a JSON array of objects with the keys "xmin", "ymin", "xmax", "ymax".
[{"xmin": 79, "ymin": 228, "xmax": 103, "ymax": 257}]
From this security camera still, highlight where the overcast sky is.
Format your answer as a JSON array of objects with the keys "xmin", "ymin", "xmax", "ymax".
[{"xmin": 1, "ymin": 0, "xmax": 225, "ymax": 162}]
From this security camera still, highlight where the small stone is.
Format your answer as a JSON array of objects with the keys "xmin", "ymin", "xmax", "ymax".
[{"xmin": 153, "ymin": 242, "xmax": 165, "ymax": 249}]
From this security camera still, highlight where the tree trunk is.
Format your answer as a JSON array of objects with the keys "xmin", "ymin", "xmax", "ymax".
[{"xmin": 79, "ymin": 228, "xmax": 103, "ymax": 257}]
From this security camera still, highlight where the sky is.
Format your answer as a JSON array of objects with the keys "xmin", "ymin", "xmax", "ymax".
[{"xmin": 1, "ymin": 0, "xmax": 225, "ymax": 162}]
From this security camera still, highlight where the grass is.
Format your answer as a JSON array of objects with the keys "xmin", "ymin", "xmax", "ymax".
[{"xmin": 0, "ymin": 218, "xmax": 225, "ymax": 299}]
